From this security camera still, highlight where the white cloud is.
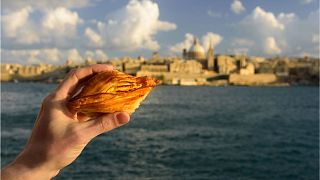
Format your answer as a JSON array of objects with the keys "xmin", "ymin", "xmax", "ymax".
[
  {"xmin": 169, "ymin": 32, "xmax": 223, "ymax": 54},
  {"xmin": 85, "ymin": 49, "xmax": 108, "ymax": 60},
  {"xmin": 95, "ymin": 50, "xmax": 108, "ymax": 60},
  {"xmin": 85, "ymin": 28, "xmax": 104, "ymax": 47},
  {"xmin": 1, "ymin": 48, "xmax": 110, "ymax": 64},
  {"xmin": 42, "ymin": 7, "xmax": 83, "ymax": 38},
  {"xmin": 234, "ymin": 7, "xmax": 319, "ymax": 57},
  {"xmin": 2, "ymin": 0, "xmax": 178, "ymax": 65},
  {"xmin": 42, "ymin": 48, "xmax": 61, "ymax": 62},
  {"xmin": 169, "ymin": 33, "xmax": 195, "ymax": 53},
  {"xmin": 67, "ymin": 49, "xmax": 84, "ymax": 63},
  {"xmin": 2, "ymin": 7, "xmax": 83, "ymax": 47},
  {"xmin": 2, "ymin": 6, "xmax": 31, "ymax": 37},
  {"xmin": 264, "ymin": 37, "xmax": 282, "ymax": 55},
  {"xmin": 245, "ymin": 6, "xmax": 285, "ymax": 31},
  {"xmin": 238, "ymin": 7, "xmax": 286, "ymax": 55},
  {"xmin": 2, "ymin": 48, "xmax": 62, "ymax": 64},
  {"xmin": 231, "ymin": 0, "xmax": 245, "ymax": 14},
  {"xmin": 97, "ymin": 0, "xmax": 176, "ymax": 51},
  {"xmin": 2, "ymin": 7, "xmax": 40, "ymax": 44},
  {"xmin": 202, "ymin": 32, "xmax": 223, "ymax": 50}
]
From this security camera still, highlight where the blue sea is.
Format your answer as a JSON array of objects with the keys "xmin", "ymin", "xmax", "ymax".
[{"xmin": 1, "ymin": 83, "xmax": 319, "ymax": 180}]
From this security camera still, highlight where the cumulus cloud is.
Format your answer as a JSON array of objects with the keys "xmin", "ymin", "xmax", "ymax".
[
  {"xmin": 2, "ymin": 6, "xmax": 83, "ymax": 47},
  {"xmin": 233, "ymin": 7, "xmax": 319, "ymax": 57},
  {"xmin": 2, "ymin": 7, "xmax": 40, "ymax": 44},
  {"xmin": 264, "ymin": 37, "xmax": 282, "ymax": 55},
  {"xmin": 85, "ymin": 49, "xmax": 108, "ymax": 60},
  {"xmin": 2, "ymin": 0, "xmax": 177, "ymax": 64},
  {"xmin": 202, "ymin": 32, "xmax": 223, "ymax": 50},
  {"xmin": 169, "ymin": 33, "xmax": 195, "ymax": 53},
  {"xmin": 84, "ymin": 28, "xmax": 104, "ymax": 47},
  {"xmin": 2, "ymin": 48, "xmax": 62, "ymax": 64},
  {"xmin": 169, "ymin": 32, "xmax": 223, "ymax": 54},
  {"xmin": 42, "ymin": 7, "xmax": 83, "ymax": 41},
  {"xmin": 242, "ymin": 6, "xmax": 285, "ymax": 32},
  {"xmin": 67, "ymin": 49, "xmax": 84, "ymax": 63},
  {"xmin": 97, "ymin": 0, "xmax": 176, "ymax": 51},
  {"xmin": 231, "ymin": 0, "xmax": 245, "ymax": 14},
  {"xmin": 236, "ymin": 6, "xmax": 285, "ymax": 55},
  {"xmin": 2, "ymin": 48, "xmax": 109, "ymax": 64}
]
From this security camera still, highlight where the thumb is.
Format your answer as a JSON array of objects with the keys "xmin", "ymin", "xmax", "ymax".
[{"xmin": 82, "ymin": 112, "xmax": 130, "ymax": 140}]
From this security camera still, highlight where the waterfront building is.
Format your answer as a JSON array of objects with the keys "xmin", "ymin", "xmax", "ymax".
[
  {"xmin": 216, "ymin": 55, "xmax": 237, "ymax": 74},
  {"xmin": 124, "ymin": 61, "xmax": 141, "ymax": 75}
]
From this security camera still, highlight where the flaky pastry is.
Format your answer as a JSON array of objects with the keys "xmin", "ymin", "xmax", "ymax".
[{"xmin": 67, "ymin": 70, "xmax": 159, "ymax": 117}]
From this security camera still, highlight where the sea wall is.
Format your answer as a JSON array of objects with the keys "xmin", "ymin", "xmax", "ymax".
[{"xmin": 229, "ymin": 74, "xmax": 279, "ymax": 86}]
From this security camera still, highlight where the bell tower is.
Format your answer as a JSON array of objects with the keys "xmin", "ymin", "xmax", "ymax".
[{"xmin": 207, "ymin": 41, "xmax": 214, "ymax": 71}]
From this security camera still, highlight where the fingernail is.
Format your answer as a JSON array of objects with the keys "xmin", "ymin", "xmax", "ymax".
[{"xmin": 114, "ymin": 112, "xmax": 130, "ymax": 125}]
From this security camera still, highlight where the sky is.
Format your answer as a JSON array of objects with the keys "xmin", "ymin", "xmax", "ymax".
[{"xmin": 1, "ymin": 0, "xmax": 319, "ymax": 64}]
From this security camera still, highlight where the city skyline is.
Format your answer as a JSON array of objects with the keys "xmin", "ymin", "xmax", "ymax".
[{"xmin": 1, "ymin": 0, "xmax": 319, "ymax": 64}]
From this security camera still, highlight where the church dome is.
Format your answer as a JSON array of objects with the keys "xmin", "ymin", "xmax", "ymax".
[
  {"xmin": 187, "ymin": 38, "xmax": 205, "ymax": 59},
  {"xmin": 189, "ymin": 39, "xmax": 205, "ymax": 54}
]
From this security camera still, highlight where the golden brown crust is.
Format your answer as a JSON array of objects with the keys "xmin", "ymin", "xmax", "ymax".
[{"xmin": 67, "ymin": 70, "xmax": 159, "ymax": 117}]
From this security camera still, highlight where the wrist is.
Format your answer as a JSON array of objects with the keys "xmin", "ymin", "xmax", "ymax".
[{"xmin": 2, "ymin": 150, "xmax": 60, "ymax": 180}]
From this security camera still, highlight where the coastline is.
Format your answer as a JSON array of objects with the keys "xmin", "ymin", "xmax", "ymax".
[{"xmin": 2, "ymin": 81, "xmax": 318, "ymax": 87}]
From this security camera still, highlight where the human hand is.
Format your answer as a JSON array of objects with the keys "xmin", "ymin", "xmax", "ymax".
[{"xmin": 1, "ymin": 64, "xmax": 130, "ymax": 180}]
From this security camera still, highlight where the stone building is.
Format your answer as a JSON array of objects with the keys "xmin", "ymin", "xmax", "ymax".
[
  {"xmin": 123, "ymin": 62, "xmax": 141, "ymax": 75},
  {"xmin": 182, "ymin": 38, "xmax": 214, "ymax": 69},
  {"xmin": 240, "ymin": 63, "xmax": 255, "ymax": 75},
  {"xmin": 170, "ymin": 60, "xmax": 202, "ymax": 74},
  {"xmin": 216, "ymin": 55, "xmax": 237, "ymax": 74},
  {"xmin": 110, "ymin": 58, "xmax": 124, "ymax": 71},
  {"xmin": 141, "ymin": 65, "xmax": 168, "ymax": 72},
  {"xmin": 137, "ymin": 59, "xmax": 206, "ymax": 85}
]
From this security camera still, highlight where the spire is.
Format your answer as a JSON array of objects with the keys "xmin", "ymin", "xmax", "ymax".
[
  {"xmin": 208, "ymin": 40, "xmax": 213, "ymax": 51},
  {"xmin": 193, "ymin": 37, "xmax": 197, "ymax": 45}
]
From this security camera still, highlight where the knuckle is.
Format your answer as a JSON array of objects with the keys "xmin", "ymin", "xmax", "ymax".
[
  {"xmin": 68, "ymin": 69, "xmax": 79, "ymax": 78},
  {"xmin": 42, "ymin": 92, "xmax": 58, "ymax": 106},
  {"xmin": 99, "ymin": 118, "xmax": 112, "ymax": 131},
  {"xmin": 69, "ymin": 69, "xmax": 77, "ymax": 75}
]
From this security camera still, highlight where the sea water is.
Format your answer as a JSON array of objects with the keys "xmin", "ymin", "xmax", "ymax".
[{"xmin": 1, "ymin": 83, "xmax": 319, "ymax": 180}]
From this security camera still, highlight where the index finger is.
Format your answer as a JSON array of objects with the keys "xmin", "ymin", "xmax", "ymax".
[{"xmin": 54, "ymin": 64, "xmax": 113, "ymax": 99}]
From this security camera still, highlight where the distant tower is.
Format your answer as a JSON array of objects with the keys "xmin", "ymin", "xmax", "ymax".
[
  {"xmin": 182, "ymin": 48, "xmax": 187, "ymax": 59},
  {"xmin": 151, "ymin": 52, "xmax": 159, "ymax": 61},
  {"xmin": 207, "ymin": 41, "xmax": 214, "ymax": 71}
]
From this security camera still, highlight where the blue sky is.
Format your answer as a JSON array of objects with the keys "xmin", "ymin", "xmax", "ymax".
[{"xmin": 2, "ymin": 0, "xmax": 319, "ymax": 64}]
